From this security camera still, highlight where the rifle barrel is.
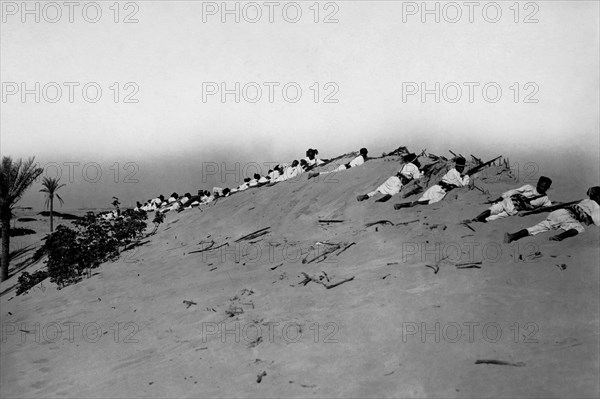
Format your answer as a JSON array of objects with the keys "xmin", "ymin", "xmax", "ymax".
[{"xmin": 520, "ymin": 200, "xmax": 581, "ymax": 216}]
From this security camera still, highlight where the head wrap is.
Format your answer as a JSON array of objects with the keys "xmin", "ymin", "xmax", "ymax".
[
  {"xmin": 587, "ymin": 186, "xmax": 600, "ymax": 199},
  {"xmin": 538, "ymin": 176, "xmax": 552, "ymax": 186},
  {"xmin": 403, "ymin": 153, "xmax": 417, "ymax": 163}
]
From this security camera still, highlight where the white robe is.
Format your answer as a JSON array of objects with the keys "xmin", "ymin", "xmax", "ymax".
[
  {"xmin": 305, "ymin": 157, "xmax": 325, "ymax": 167},
  {"xmin": 322, "ymin": 155, "xmax": 365, "ymax": 174},
  {"xmin": 275, "ymin": 166, "xmax": 301, "ymax": 182},
  {"xmin": 367, "ymin": 162, "xmax": 422, "ymax": 198},
  {"xmin": 418, "ymin": 168, "xmax": 469, "ymax": 204},
  {"xmin": 526, "ymin": 199, "xmax": 600, "ymax": 236},
  {"xmin": 487, "ymin": 184, "xmax": 552, "ymax": 221}
]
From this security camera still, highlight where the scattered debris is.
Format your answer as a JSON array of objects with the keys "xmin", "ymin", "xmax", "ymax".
[
  {"xmin": 365, "ymin": 220, "xmax": 394, "ymax": 228},
  {"xmin": 183, "ymin": 300, "xmax": 197, "ymax": 308},
  {"xmin": 425, "ymin": 264, "xmax": 439, "ymax": 274},
  {"xmin": 303, "ymin": 244, "xmax": 341, "ymax": 264},
  {"xmin": 475, "ymin": 359, "xmax": 525, "ymax": 367},
  {"xmin": 336, "ymin": 242, "xmax": 356, "ymax": 256},
  {"xmin": 556, "ymin": 263, "xmax": 567, "ymax": 271},
  {"xmin": 236, "ymin": 227, "xmax": 271, "ymax": 243},
  {"xmin": 256, "ymin": 371, "xmax": 267, "ymax": 383},
  {"xmin": 248, "ymin": 336, "xmax": 263, "ymax": 348},
  {"xmin": 456, "ymin": 264, "xmax": 481, "ymax": 269},
  {"xmin": 456, "ymin": 261, "xmax": 482, "ymax": 266},
  {"xmin": 470, "ymin": 183, "xmax": 489, "ymax": 195},
  {"xmin": 225, "ymin": 304, "xmax": 244, "ymax": 317},
  {"xmin": 318, "ymin": 219, "xmax": 344, "ymax": 224},
  {"xmin": 299, "ymin": 272, "xmax": 355, "ymax": 289},
  {"xmin": 454, "ymin": 261, "xmax": 482, "ymax": 269},
  {"xmin": 188, "ymin": 241, "xmax": 228, "ymax": 254},
  {"xmin": 270, "ymin": 262, "xmax": 284, "ymax": 270},
  {"xmin": 428, "ymin": 224, "xmax": 447, "ymax": 231},
  {"xmin": 520, "ymin": 251, "xmax": 543, "ymax": 261},
  {"xmin": 396, "ymin": 219, "xmax": 420, "ymax": 226}
]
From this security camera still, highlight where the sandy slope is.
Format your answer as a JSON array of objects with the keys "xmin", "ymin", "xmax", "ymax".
[{"xmin": 1, "ymin": 155, "xmax": 598, "ymax": 398}]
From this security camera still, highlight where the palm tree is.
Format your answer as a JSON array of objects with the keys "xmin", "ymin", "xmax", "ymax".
[
  {"xmin": 40, "ymin": 177, "xmax": 66, "ymax": 232},
  {"xmin": 0, "ymin": 156, "xmax": 43, "ymax": 281}
]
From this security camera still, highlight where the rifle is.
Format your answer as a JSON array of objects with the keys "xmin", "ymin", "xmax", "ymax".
[
  {"xmin": 465, "ymin": 156, "xmax": 502, "ymax": 177},
  {"xmin": 471, "ymin": 154, "xmax": 483, "ymax": 165},
  {"xmin": 510, "ymin": 193, "xmax": 549, "ymax": 210},
  {"xmin": 483, "ymin": 192, "xmax": 547, "ymax": 205},
  {"xmin": 519, "ymin": 200, "xmax": 581, "ymax": 217}
]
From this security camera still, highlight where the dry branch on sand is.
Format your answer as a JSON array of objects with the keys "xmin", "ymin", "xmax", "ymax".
[
  {"xmin": 303, "ymin": 244, "xmax": 341, "ymax": 264},
  {"xmin": 188, "ymin": 241, "xmax": 228, "ymax": 254},
  {"xmin": 298, "ymin": 272, "xmax": 355, "ymax": 289},
  {"xmin": 475, "ymin": 359, "xmax": 525, "ymax": 367},
  {"xmin": 235, "ymin": 227, "xmax": 271, "ymax": 242}
]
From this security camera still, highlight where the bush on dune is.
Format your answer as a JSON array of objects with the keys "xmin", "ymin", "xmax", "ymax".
[{"xmin": 17, "ymin": 209, "xmax": 148, "ymax": 293}]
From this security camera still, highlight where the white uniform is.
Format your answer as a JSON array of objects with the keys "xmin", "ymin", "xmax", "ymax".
[
  {"xmin": 322, "ymin": 155, "xmax": 365, "ymax": 174},
  {"xmin": 367, "ymin": 162, "xmax": 421, "ymax": 198},
  {"xmin": 275, "ymin": 165, "xmax": 301, "ymax": 182},
  {"xmin": 527, "ymin": 199, "xmax": 600, "ymax": 236},
  {"xmin": 305, "ymin": 157, "xmax": 325, "ymax": 167},
  {"xmin": 268, "ymin": 170, "xmax": 280, "ymax": 180},
  {"xmin": 418, "ymin": 168, "xmax": 469, "ymax": 204},
  {"xmin": 487, "ymin": 184, "xmax": 552, "ymax": 221}
]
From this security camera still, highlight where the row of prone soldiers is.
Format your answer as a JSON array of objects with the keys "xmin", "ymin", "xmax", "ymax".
[{"xmin": 352, "ymin": 152, "xmax": 600, "ymax": 243}]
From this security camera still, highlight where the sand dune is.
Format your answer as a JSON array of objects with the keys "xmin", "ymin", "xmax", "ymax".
[{"xmin": 1, "ymin": 154, "xmax": 598, "ymax": 398}]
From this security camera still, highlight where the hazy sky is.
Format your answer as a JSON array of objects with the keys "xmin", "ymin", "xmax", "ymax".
[{"xmin": 1, "ymin": 1, "xmax": 598, "ymax": 208}]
